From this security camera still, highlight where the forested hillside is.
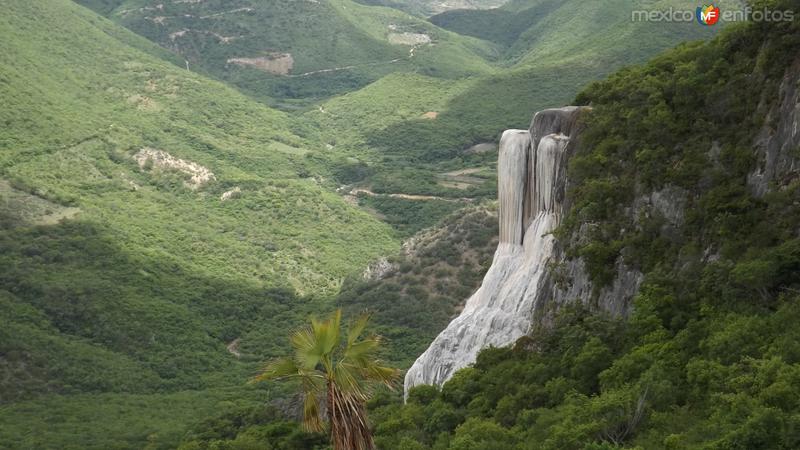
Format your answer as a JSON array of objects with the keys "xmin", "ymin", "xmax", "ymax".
[
  {"xmin": 0, "ymin": 0, "xmax": 762, "ymax": 448},
  {"xmin": 175, "ymin": 2, "xmax": 800, "ymax": 449},
  {"xmin": 299, "ymin": 0, "xmax": 724, "ymax": 226},
  {"xmin": 370, "ymin": 5, "xmax": 800, "ymax": 449},
  {"xmin": 75, "ymin": 0, "xmax": 722, "ymax": 225},
  {"xmin": 0, "ymin": 0, "xmax": 397, "ymax": 447},
  {"xmin": 74, "ymin": 0, "xmax": 496, "ymax": 104}
]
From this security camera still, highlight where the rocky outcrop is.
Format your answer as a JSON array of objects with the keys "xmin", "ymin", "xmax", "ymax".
[
  {"xmin": 748, "ymin": 58, "xmax": 800, "ymax": 196},
  {"xmin": 404, "ymin": 106, "xmax": 650, "ymax": 395},
  {"xmin": 545, "ymin": 254, "xmax": 642, "ymax": 321},
  {"xmin": 362, "ymin": 257, "xmax": 398, "ymax": 281},
  {"xmin": 404, "ymin": 46, "xmax": 800, "ymax": 401},
  {"xmin": 388, "ymin": 32, "xmax": 431, "ymax": 46},
  {"xmin": 220, "ymin": 187, "xmax": 241, "ymax": 201},
  {"xmin": 134, "ymin": 148, "xmax": 216, "ymax": 189},
  {"xmin": 405, "ymin": 107, "xmax": 628, "ymax": 394}
]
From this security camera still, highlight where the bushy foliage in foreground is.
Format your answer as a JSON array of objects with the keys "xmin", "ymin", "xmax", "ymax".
[{"xmin": 373, "ymin": 290, "xmax": 800, "ymax": 449}]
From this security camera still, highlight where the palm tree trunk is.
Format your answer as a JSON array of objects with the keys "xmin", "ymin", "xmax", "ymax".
[{"xmin": 327, "ymin": 381, "xmax": 375, "ymax": 450}]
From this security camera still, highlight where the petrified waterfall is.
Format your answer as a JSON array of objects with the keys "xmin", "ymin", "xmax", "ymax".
[{"xmin": 404, "ymin": 107, "xmax": 585, "ymax": 395}]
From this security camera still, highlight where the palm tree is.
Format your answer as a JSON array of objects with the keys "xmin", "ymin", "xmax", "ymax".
[{"xmin": 253, "ymin": 309, "xmax": 399, "ymax": 450}]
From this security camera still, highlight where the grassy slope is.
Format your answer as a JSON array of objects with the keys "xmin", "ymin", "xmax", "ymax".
[
  {"xmin": 0, "ymin": 0, "xmax": 398, "ymax": 447},
  {"xmin": 302, "ymin": 1, "xmax": 725, "ymax": 210},
  {"xmin": 1, "ymin": 0, "xmax": 397, "ymax": 293},
  {"xmin": 75, "ymin": 0, "xmax": 497, "ymax": 105},
  {"xmin": 71, "ymin": 0, "xmax": 726, "ymax": 235},
  {"xmin": 353, "ymin": 0, "xmax": 508, "ymax": 18}
]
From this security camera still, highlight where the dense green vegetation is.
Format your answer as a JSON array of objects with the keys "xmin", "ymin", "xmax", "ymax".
[
  {"xmin": 564, "ymin": 0, "xmax": 800, "ymax": 287},
  {"xmin": 74, "ymin": 0, "xmax": 496, "ymax": 105},
  {"xmin": 0, "ymin": 388, "xmax": 274, "ymax": 450},
  {"xmin": 177, "ymin": 205, "xmax": 499, "ymax": 447},
  {"xmin": 0, "ymin": 0, "xmax": 772, "ymax": 448},
  {"xmin": 357, "ymin": 196, "xmax": 467, "ymax": 238},
  {"xmin": 367, "ymin": 6, "xmax": 800, "ymax": 449},
  {"xmin": 338, "ymin": 206, "xmax": 499, "ymax": 367},
  {"xmin": 77, "ymin": 0, "xmax": 721, "ymax": 203},
  {"xmin": 177, "ymin": 3, "xmax": 800, "ymax": 448},
  {"xmin": 0, "ymin": 1, "xmax": 397, "ymax": 447}
]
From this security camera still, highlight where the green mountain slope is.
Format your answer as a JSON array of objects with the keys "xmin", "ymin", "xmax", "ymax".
[
  {"xmin": 355, "ymin": 0, "xmax": 508, "ymax": 18},
  {"xmin": 1, "ymin": 0, "xmax": 396, "ymax": 294},
  {"xmin": 187, "ymin": 3, "xmax": 800, "ymax": 448},
  {"xmin": 431, "ymin": 0, "xmax": 737, "ymax": 63},
  {"xmin": 0, "ymin": 0, "xmax": 398, "ymax": 447},
  {"xmin": 71, "ymin": 0, "xmax": 727, "ymax": 236},
  {"xmin": 429, "ymin": 0, "xmax": 561, "ymax": 47},
  {"xmin": 370, "ymin": 10, "xmax": 800, "ymax": 450},
  {"xmin": 74, "ymin": 0, "xmax": 497, "ymax": 105},
  {"xmin": 303, "ymin": 1, "xmax": 726, "ymax": 215}
]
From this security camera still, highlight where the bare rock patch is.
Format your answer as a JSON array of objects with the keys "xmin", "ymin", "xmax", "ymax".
[
  {"xmin": 388, "ymin": 32, "xmax": 431, "ymax": 46},
  {"xmin": 227, "ymin": 53, "xmax": 294, "ymax": 75},
  {"xmin": 134, "ymin": 148, "xmax": 215, "ymax": 189}
]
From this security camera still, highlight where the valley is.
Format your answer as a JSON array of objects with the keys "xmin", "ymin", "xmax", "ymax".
[{"xmin": 4, "ymin": 0, "xmax": 797, "ymax": 449}]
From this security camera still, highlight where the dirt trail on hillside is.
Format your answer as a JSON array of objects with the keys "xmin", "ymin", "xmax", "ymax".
[
  {"xmin": 349, "ymin": 188, "xmax": 474, "ymax": 203},
  {"xmin": 289, "ymin": 46, "xmax": 419, "ymax": 78}
]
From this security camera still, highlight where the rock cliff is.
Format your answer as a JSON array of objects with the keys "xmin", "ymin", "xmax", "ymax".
[
  {"xmin": 405, "ymin": 56, "xmax": 800, "ymax": 396},
  {"xmin": 748, "ymin": 57, "xmax": 800, "ymax": 196},
  {"xmin": 405, "ymin": 106, "xmax": 644, "ymax": 394}
]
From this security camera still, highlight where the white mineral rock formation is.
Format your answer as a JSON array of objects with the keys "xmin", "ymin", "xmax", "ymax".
[
  {"xmin": 220, "ymin": 186, "xmax": 241, "ymax": 201},
  {"xmin": 134, "ymin": 147, "xmax": 216, "ymax": 189},
  {"xmin": 404, "ymin": 107, "xmax": 585, "ymax": 396}
]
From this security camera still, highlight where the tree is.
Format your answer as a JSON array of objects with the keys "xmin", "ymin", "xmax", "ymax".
[{"xmin": 253, "ymin": 309, "xmax": 400, "ymax": 450}]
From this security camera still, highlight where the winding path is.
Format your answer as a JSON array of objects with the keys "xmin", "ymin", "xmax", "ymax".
[
  {"xmin": 288, "ymin": 46, "xmax": 419, "ymax": 78},
  {"xmin": 349, "ymin": 188, "xmax": 474, "ymax": 203}
]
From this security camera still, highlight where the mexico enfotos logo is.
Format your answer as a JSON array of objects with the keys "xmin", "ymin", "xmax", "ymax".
[
  {"xmin": 697, "ymin": 5, "xmax": 721, "ymax": 25},
  {"xmin": 632, "ymin": 4, "xmax": 795, "ymax": 24}
]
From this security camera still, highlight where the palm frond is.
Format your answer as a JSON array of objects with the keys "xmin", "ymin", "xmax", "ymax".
[
  {"xmin": 302, "ymin": 387, "xmax": 325, "ymax": 433},
  {"xmin": 291, "ymin": 326, "xmax": 323, "ymax": 370},
  {"xmin": 343, "ymin": 337, "xmax": 381, "ymax": 364},
  {"xmin": 298, "ymin": 309, "xmax": 341, "ymax": 372},
  {"xmin": 251, "ymin": 356, "xmax": 299, "ymax": 383},
  {"xmin": 315, "ymin": 309, "xmax": 341, "ymax": 355},
  {"xmin": 346, "ymin": 312, "xmax": 372, "ymax": 347},
  {"xmin": 332, "ymin": 363, "xmax": 367, "ymax": 398},
  {"xmin": 359, "ymin": 364, "xmax": 400, "ymax": 389}
]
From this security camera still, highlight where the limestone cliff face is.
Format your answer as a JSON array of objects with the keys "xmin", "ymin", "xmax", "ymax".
[
  {"xmin": 404, "ymin": 58, "xmax": 800, "ymax": 398},
  {"xmin": 748, "ymin": 57, "xmax": 800, "ymax": 197},
  {"xmin": 404, "ymin": 106, "xmax": 639, "ymax": 394}
]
